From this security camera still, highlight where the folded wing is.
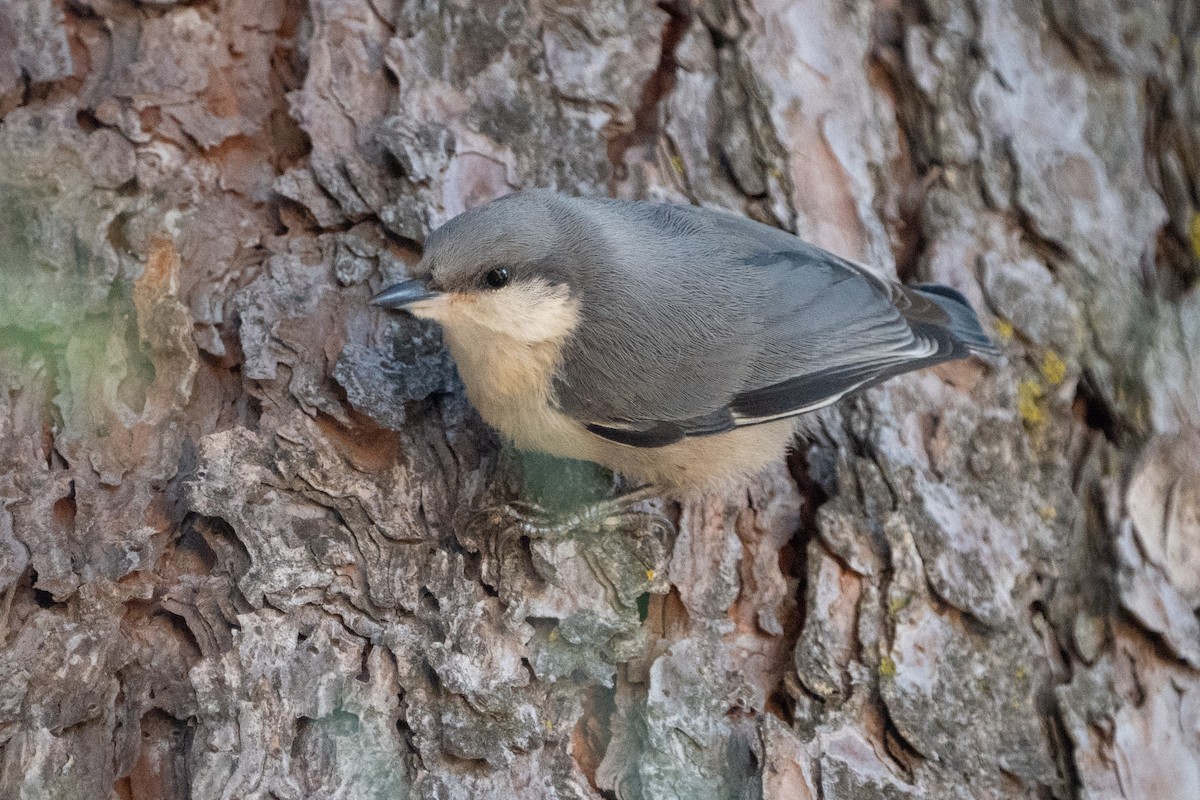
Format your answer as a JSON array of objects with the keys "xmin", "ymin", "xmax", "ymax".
[{"xmin": 555, "ymin": 206, "xmax": 995, "ymax": 448}]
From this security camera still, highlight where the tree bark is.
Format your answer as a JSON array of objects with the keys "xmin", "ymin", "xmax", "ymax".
[{"xmin": 1, "ymin": 0, "xmax": 1198, "ymax": 798}]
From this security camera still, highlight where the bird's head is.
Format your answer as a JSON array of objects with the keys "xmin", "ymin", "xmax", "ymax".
[{"xmin": 371, "ymin": 191, "xmax": 589, "ymax": 346}]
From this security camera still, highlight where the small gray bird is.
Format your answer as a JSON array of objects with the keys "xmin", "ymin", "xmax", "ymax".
[{"xmin": 372, "ymin": 191, "xmax": 995, "ymax": 492}]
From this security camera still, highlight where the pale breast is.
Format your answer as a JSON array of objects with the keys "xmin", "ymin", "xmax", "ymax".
[{"xmin": 442, "ymin": 324, "xmax": 596, "ymax": 461}]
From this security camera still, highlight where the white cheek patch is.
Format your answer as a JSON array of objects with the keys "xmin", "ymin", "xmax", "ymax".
[
  {"xmin": 405, "ymin": 295, "xmax": 453, "ymax": 321},
  {"xmin": 444, "ymin": 278, "xmax": 581, "ymax": 344}
]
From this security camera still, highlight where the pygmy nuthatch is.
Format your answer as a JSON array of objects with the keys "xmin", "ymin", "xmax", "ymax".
[{"xmin": 372, "ymin": 191, "xmax": 996, "ymax": 491}]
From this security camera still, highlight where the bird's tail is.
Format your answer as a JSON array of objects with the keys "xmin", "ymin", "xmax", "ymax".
[{"xmin": 913, "ymin": 283, "xmax": 1000, "ymax": 357}]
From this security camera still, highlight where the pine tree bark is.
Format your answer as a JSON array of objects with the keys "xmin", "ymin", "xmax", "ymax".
[{"xmin": 1, "ymin": 1, "xmax": 1198, "ymax": 798}]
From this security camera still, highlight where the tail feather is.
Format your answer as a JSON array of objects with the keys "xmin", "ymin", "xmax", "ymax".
[{"xmin": 914, "ymin": 283, "xmax": 1000, "ymax": 357}]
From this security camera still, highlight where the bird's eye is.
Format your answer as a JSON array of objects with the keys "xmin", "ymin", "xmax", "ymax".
[{"xmin": 484, "ymin": 267, "xmax": 510, "ymax": 289}]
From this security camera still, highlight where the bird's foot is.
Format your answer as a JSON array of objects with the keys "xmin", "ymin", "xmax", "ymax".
[
  {"xmin": 475, "ymin": 486, "xmax": 674, "ymax": 596},
  {"xmin": 492, "ymin": 485, "xmax": 672, "ymax": 542},
  {"xmin": 477, "ymin": 485, "xmax": 667, "ymax": 545}
]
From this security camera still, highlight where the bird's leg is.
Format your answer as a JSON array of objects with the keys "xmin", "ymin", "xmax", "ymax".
[
  {"xmin": 475, "ymin": 483, "xmax": 675, "ymax": 595},
  {"xmin": 491, "ymin": 484, "xmax": 673, "ymax": 542}
]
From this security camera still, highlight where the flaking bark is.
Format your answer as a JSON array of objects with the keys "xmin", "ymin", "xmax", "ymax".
[{"xmin": 1, "ymin": 1, "xmax": 1198, "ymax": 798}]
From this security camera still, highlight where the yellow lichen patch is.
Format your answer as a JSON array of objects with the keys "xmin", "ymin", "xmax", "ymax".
[
  {"xmin": 669, "ymin": 155, "xmax": 686, "ymax": 175},
  {"xmin": 1190, "ymin": 211, "xmax": 1200, "ymax": 261},
  {"xmin": 879, "ymin": 655, "xmax": 897, "ymax": 678},
  {"xmin": 645, "ymin": 569, "xmax": 656, "ymax": 582},
  {"xmin": 994, "ymin": 318, "xmax": 1015, "ymax": 341},
  {"xmin": 887, "ymin": 596, "xmax": 910, "ymax": 616},
  {"xmin": 1040, "ymin": 350, "xmax": 1067, "ymax": 386},
  {"xmin": 1133, "ymin": 403, "xmax": 1147, "ymax": 432},
  {"xmin": 1037, "ymin": 505, "xmax": 1058, "ymax": 522},
  {"xmin": 1018, "ymin": 378, "xmax": 1047, "ymax": 427},
  {"xmin": 548, "ymin": 628, "xmax": 559, "ymax": 643}
]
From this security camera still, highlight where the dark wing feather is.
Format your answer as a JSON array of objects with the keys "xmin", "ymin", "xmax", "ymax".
[
  {"xmin": 728, "ymin": 316, "xmax": 963, "ymax": 424},
  {"xmin": 584, "ymin": 408, "xmax": 736, "ymax": 447},
  {"xmin": 585, "ymin": 422, "xmax": 685, "ymax": 448}
]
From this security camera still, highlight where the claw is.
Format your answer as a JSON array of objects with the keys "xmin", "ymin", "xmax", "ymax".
[{"xmin": 483, "ymin": 485, "xmax": 673, "ymax": 543}]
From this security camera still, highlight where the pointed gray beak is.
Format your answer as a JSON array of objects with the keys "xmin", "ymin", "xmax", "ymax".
[{"xmin": 370, "ymin": 279, "xmax": 440, "ymax": 310}]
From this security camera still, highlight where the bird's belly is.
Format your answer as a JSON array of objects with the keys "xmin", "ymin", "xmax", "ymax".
[
  {"xmin": 444, "ymin": 330, "xmax": 800, "ymax": 492},
  {"xmin": 473, "ymin": 386, "xmax": 595, "ymax": 463},
  {"xmin": 476, "ymin": 387, "xmax": 798, "ymax": 492},
  {"xmin": 585, "ymin": 419, "xmax": 800, "ymax": 492}
]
